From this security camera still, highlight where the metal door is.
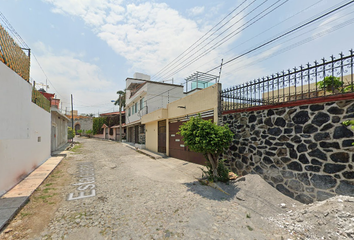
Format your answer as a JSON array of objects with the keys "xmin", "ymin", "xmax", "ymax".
[{"xmin": 158, "ymin": 120, "xmax": 166, "ymax": 153}]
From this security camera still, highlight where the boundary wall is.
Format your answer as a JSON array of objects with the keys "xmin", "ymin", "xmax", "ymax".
[
  {"xmin": 222, "ymin": 94, "xmax": 354, "ymax": 203},
  {"xmin": 0, "ymin": 62, "xmax": 50, "ymax": 196}
]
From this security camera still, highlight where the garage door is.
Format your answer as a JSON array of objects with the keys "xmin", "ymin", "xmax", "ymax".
[{"xmin": 169, "ymin": 112, "xmax": 214, "ymax": 166}]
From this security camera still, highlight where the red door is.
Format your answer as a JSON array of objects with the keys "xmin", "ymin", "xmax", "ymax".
[{"xmin": 169, "ymin": 116, "xmax": 213, "ymax": 165}]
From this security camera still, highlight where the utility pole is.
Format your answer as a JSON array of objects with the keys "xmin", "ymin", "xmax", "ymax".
[
  {"xmin": 119, "ymin": 95, "xmax": 122, "ymax": 142},
  {"xmin": 71, "ymin": 94, "xmax": 74, "ymax": 143},
  {"xmin": 218, "ymin": 59, "xmax": 223, "ymax": 83}
]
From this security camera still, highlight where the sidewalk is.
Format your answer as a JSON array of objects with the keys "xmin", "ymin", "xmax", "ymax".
[{"xmin": 0, "ymin": 143, "xmax": 71, "ymax": 233}]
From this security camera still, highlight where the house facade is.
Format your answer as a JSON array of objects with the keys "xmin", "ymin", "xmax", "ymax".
[
  {"xmin": 141, "ymin": 83, "xmax": 221, "ymax": 165},
  {"xmin": 38, "ymin": 91, "xmax": 70, "ymax": 152},
  {"xmin": 125, "ymin": 74, "xmax": 185, "ymax": 144},
  {"xmin": 97, "ymin": 111, "xmax": 126, "ymax": 141}
]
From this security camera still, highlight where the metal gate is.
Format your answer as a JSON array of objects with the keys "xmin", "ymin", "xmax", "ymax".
[
  {"xmin": 158, "ymin": 120, "xmax": 166, "ymax": 153},
  {"xmin": 169, "ymin": 111, "xmax": 214, "ymax": 165}
]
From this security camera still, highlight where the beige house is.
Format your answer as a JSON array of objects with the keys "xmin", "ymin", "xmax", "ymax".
[{"xmin": 141, "ymin": 83, "xmax": 221, "ymax": 165}]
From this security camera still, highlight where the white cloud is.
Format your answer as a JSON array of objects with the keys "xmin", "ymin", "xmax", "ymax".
[
  {"xmin": 30, "ymin": 42, "xmax": 116, "ymax": 114},
  {"xmin": 187, "ymin": 6, "xmax": 205, "ymax": 16},
  {"xmin": 44, "ymin": 0, "xmax": 245, "ymax": 82}
]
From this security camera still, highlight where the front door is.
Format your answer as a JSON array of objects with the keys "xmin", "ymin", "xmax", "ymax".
[
  {"xmin": 135, "ymin": 125, "xmax": 139, "ymax": 143},
  {"xmin": 158, "ymin": 120, "xmax": 166, "ymax": 153}
]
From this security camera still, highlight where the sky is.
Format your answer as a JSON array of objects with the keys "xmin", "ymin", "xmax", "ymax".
[{"xmin": 1, "ymin": 0, "xmax": 354, "ymax": 115}]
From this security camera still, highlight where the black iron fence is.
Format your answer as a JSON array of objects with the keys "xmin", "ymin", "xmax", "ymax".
[{"xmin": 221, "ymin": 50, "xmax": 354, "ymax": 111}]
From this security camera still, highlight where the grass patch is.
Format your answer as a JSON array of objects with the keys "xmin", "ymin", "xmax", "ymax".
[
  {"xmin": 246, "ymin": 213, "xmax": 251, "ymax": 218},
  {"xmin": 71, "ymin": 143, "xmax": 82, "ymax": 153},
  {"xmin": 45, "ymin": 183, "xmax": 53, "ymax": 187},
  {"xmin": 246, "ymin": 225, "xmax": 254, "ymax": 231},
  {"xmin": 42, "ymin": 187, "xmax": 56, "ymax": 193},
  {"xmin": 20, "ymin": 212, "xmax": 31, "ymax": 218}
]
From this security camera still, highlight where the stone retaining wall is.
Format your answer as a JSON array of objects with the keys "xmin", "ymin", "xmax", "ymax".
[{"xmin": 222, "ymin": 100, "xmax": 354, "ymax": 203}]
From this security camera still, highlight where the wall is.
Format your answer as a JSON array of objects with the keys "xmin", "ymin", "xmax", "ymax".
[
  {"xmin": 145, "ymin": 122, "xmax": 158, "ymax": 152},
  {"xmin": 68, "ymin": 117, "xmax": 93, "ymax": 133},
  {"xmin": 222, "ymin": 97, "xmax": 354, "ymax": 203},
  {"xmin": 0, "ymin": 62, "xmax": 51, "ymax": 196},
  {"xmin": 168, "ymin": 83, "xmax": 220, "ymax": 123},
  {"xmin": 51, "ymin": 108, "xmax": 69, "ymax": 151},
  {"xmin": 141, "ymin": 83, "xmax": 220, "ymax": 155},
  {"xmin": 146, "ymin": 83, "xmax": 184, "ymax": 114}
]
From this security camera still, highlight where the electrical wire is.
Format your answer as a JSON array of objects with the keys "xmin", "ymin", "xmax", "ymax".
[
  {"xmin": 151, "ymin": 0, "xmax": 251, "ymax": 79},
  {"xmin": 191, "ymin": 0, "xmax": 325, "ymax": 72},
  {"xmin": 221, "ymin": 12, "xmax": 354, "ymax": 79},
  {"xmin": 153, "ymin": 0, "xmax": 276, "ymax": 81},
  {"xmin": 155, "ymin": 0, "xmax": 289, "ymax": 81},
  {"xmin": 205, "ymin": 0, "xmax": 354, "ymax": 74}
]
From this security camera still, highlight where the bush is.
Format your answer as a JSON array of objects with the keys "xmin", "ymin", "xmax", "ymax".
[
  {"xmin": 178, "ymin": 114, "xmax": 233, "ymax": 181},
  {"xmin": 93, "ymin": 117, "xmax": 107, "ymax": 135},
  {"xmin": 68, "ymin": 127, "xmax": 75, "ymax": 139},
  {"xmin": 202, "ymin": 159, "xmax": 230, "ymax": 183},
  {"xmin": 317, "ymin": 76, "xmax": 343, "ymax": 92}
]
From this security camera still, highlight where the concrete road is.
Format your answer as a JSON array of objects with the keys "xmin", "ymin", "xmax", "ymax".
[{"xmin": 34, "ymin": 137, "xmax": 294, "ymax": 240}]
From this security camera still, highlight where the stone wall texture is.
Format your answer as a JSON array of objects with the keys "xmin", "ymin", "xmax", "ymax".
[{"xmin": 222, "ymin": 100, "xmax": 354, "ymax": 204}]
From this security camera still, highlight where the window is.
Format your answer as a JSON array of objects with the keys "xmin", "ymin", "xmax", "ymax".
[
  {"xmin": 135, "ymin": 102, "xmax": 138, "ymax": 113},
  {"xmin": 128, "ymin": 107, "xmax": 131, "ymax": 116},
  {"xmin": 132, "ymin": 105, "xmax": 135, "ymax": 115},
  {"xmin": 140, "ymin": 97, "xmax": 144, "ymax": 110}
]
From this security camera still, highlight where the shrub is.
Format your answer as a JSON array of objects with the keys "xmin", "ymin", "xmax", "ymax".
[
  {"xmin": 202, "ymin": 159, "xmax": 230, "ymax": 183},
  {"xmin": 178, "ymin": 114, "xmax": 233, "ymax": 181},
  {"xmin": 67, "ymin": 127, "xmax": 75, "ymax": 139},
  {"xmin": 317, "ymin": 76, "xmax": 343, "ymax": 92}
]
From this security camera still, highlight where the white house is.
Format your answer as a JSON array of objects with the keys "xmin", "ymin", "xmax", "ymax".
[{"xmin": 125, "ymin": 73, "xmax": 185, "ymax": 143}]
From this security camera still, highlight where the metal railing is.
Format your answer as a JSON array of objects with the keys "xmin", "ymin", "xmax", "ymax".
[
  {"xmin": 0, "ymin": 24, "xmax": 30, "ymax": 81},
  {"xmin": 221, "ymin": 50, "xmax": 354, "ymax": 111}
]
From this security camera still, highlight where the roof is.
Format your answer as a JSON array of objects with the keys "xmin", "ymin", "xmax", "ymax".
[
  {"xmin": 65, "ymin": 115, "xmax": 93, "ymax": 119},
  {"xmin": 51, "ymin": 108, "xmax": 70, "ymax": 121},
  {"xmin": 111, "ymin": 123, "xmax": 126, "ymax": 128},
  {"xmin": 100, "ymin": 111, "xmax": 126, "ymax": 116},
  {"xmin": 126, "ymin": 78, "xmax": 183, "ymax": 88}
]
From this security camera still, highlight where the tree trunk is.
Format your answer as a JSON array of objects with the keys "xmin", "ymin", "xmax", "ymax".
[{"xmin": 207, "ymin": 153, "xmax": 218, "ymax": 178}]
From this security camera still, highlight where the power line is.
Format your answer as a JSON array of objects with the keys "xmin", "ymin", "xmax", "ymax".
[
  {"xmin": 222, "ymin": 12, "xmax": 354, "ymax": 78},
  {"xmin": 158, "ymin": 0, "xmax": 289, "ymax": 81},
  {"xmin": 153, "ymin": 0, "xmax": 276, "ymax": 81},
  {"xmin": 151, "ymin": 0, "xmax": 251, "ymax": 80},
  {"xmin": 205, "ymin": 0, "xmax": 354, "ymax": 74},
  {"xmin": 192, "ymin": 0, "xmax": 325, "ymax": 72}
]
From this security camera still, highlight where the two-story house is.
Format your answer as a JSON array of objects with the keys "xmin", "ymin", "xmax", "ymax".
[{"xmin": 125, "ymin": 73, "xmax": 185, "ymax": 144}]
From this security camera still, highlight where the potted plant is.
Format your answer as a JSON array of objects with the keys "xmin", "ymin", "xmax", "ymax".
[{"xmin": 317, "ymin": 76, "xmax": 343, "ymax": 93}]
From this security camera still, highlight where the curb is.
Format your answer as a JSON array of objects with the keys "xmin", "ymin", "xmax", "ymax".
[{"xmin": 0, "ymin": 153, "xmax": 67, "ymax": 233}]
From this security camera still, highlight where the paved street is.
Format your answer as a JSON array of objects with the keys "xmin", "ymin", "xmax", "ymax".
[{"xmin": 2, "ymin": 137, "xmax": 297, "ymax": 240}]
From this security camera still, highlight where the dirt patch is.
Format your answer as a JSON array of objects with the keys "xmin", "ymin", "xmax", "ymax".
[{"xmin": 0, "ymin": 155, "xmax": 73, "ymax": 240}]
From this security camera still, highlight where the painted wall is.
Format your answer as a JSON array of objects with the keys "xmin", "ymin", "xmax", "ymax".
[
  {"xmin": 141, "ymin": 83, "xmax": 221, "ymax": 154},
  {"xmin": 51, "ymin": 109, "xmax": 69, "ymax": 151},
  {"xmin": 145, "ymin": 122, "xmax": 158, "ymax": 152},
  {"xmin": 167, "ymin": 83, "xmax": 220, "ymax": 123},
  {"xmin": 0, "ymin": 63, "xmax": 51, "ymax": 196},
  {"xmin": 125, "ymin": 79, "xmax": 184, "ymax": 125},
  {"xmin": 222, "ymin": 96, "xmax": 354, "ymax": 204}
]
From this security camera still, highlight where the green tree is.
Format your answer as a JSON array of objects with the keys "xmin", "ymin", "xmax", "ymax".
[
  {"xmin": 178, "ymin": 115, "xmax": 233, "ymax": 179},
  {"xmin": 317, "ymin": 76, "xmax": 343, "ymax": 92},
  {"xmin": 68, "ymin": 127, "xmax": 75, "ymax": 139},
  {"xmin": 114, "ymin": 90, "xmax": 126, "ymax": 112},
  {"xmin": 93, "ymin": 117, "xmax": 107, "ymax": 135}
]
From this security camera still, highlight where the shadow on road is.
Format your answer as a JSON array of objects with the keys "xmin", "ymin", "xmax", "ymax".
[{"xmin": 183, "ymin": 180, "xmax": 240, "ymax": 201}]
